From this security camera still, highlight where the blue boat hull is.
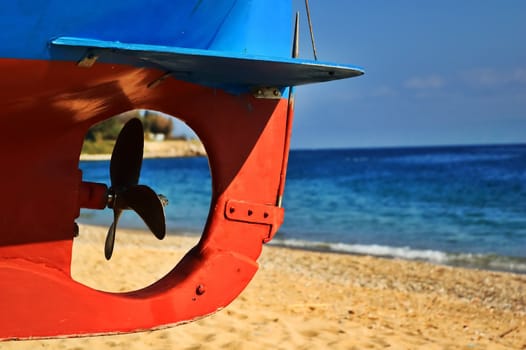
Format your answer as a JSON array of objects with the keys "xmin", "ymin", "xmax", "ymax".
[{"xmin": 0, "ymin": 1, "xmax": 363, "ymax": 339}]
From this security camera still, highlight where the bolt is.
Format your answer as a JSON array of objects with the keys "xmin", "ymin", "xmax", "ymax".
[{"xmin": 196, "ymin": 284, "xmax": 206, "ymax": 295}]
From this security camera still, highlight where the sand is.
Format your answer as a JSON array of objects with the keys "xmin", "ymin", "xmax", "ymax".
[
  {"xmin": 80, "ymin": 139, "xmax": 206, "ymax": 161},
  {"xmin": 2, "ymin": 225, "xmax": 525, "ymax": 349}
]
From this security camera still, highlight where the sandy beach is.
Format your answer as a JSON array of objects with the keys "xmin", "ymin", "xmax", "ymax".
[
  {"xmin": 2, "ymin": 224, "xmax": 525, "ymax": 349},
  {"xmin": 80, "ymin": 139, "xmax": 206, "ymax": 161}
]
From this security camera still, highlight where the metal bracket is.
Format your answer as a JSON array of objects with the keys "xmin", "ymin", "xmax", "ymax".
[
  {"xmin": 225, "ymin": 199, "xmax": 284, "ymax": 243},
  {"xmin": 147, "ymin": 72, "xmax": 173, "ymax": 89},
  {"xmin": 77, "ymin": 51, "xmax": 99, "ymax": 68},
  {"xmin": 252, "ymin": 87, "xmax": 282, "ymax": 99}
]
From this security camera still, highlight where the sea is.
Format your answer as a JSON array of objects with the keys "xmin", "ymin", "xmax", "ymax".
[{"xmin": 78, "ymin": 144, "xmax": 526, "ymax": 274}]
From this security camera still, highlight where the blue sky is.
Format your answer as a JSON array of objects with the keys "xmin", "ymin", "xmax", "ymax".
[{"xmin": 290, "ymin": 0, "xmax": 526, "ymax": 149}]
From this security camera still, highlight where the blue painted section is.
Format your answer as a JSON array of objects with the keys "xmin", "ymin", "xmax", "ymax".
[
  {"xmin": 0, "ymin": 0, "xmax": 292, "ymax": 60},
  {"xmin": 51, "ymin": 37, "xmax": 364, "ymax": 90},
  {"xmin": 1, "ymin": 1, "xmax": 364, "ymax": 95}
]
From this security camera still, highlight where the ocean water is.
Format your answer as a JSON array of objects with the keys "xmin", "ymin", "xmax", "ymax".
[{"xmin": 78, "ymin": 144, "xmax": 526, "ymax": 273}]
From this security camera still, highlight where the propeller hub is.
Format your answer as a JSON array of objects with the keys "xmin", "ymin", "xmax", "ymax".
[{"xmin": 106, "ymin": 190, "xmax": 168, "ymax": 210}]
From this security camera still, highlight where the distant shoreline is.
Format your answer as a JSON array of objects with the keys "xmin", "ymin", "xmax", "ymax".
[{"xmin": 80, "ymin": 139, "xmax": 206, "ymax": 161}]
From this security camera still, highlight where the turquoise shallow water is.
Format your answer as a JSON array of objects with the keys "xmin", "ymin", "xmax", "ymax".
[{"xmin": 79, "ymin": 144, "xmax": 526, "ymax": 273}]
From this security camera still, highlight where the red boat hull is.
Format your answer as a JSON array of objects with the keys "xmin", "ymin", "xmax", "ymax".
[{"xmin": 0, "ymin": 58, "xmax": 291, "ymax": 338}]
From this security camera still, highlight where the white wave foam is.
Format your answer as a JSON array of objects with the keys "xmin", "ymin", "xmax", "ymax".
[
  {"xmin": 268, "ymin": 238, "xmax": 526, "ymax": 273},
  {"xmin": 268, "ymin": 239, "xmax": 448, "ymax": 262},
  {"xmin": 447, "ymin": 253, "xmax": 526, "ymax": 273}
]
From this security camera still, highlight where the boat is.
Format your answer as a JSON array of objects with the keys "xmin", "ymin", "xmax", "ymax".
[{"xmin": 0, "ymin": 0, "xmax": 363, "ymax": 339}]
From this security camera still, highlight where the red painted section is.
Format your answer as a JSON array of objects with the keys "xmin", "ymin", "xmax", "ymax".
[
  {"xmin": 79, "ymin": 182, "xmax": 108, "ymax": 209},
  {"xmin": 0, "ymin": 58, "xmax": 292, "ymax": 339}
]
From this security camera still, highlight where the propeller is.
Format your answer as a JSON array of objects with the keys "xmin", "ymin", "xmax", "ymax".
[{"xmin": 104, "ymin": 118, "xmax": 167, "ymax": 260}]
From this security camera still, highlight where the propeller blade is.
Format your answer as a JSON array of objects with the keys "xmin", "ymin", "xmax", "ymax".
[
  {"xmin": 121, "ymin": 185, "xmax": 166, "ymax": 240},
  {"xmin": 110, "ymin": 118, "xmax": 144, "ymax": 189},
  {"xmin": 105, "ymin": 208, "xmax": 122, "ymax": 260},
  {"xmin": 103, "ymin": 118, "xmax": 167, "ymax": 260}
]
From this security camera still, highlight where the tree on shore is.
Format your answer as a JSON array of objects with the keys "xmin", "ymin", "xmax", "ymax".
[
  {"xmin": 142, "ymin": 111, "xmax": 174, "ymax": 137},
  {"xmin": 84, "ymin": 110, "xmax": 174, "ymax": 141}
]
